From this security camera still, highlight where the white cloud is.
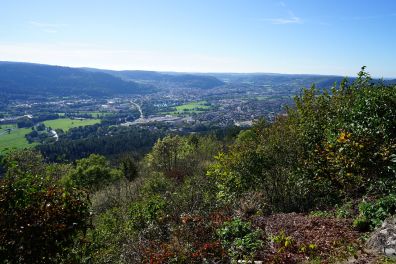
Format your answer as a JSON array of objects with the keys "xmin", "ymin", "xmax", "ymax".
[
  {"xmin": 28, "ymin": 21, "xmax": 68, "ymax": 33},
  {"xmin": 0, "ymin": 42, "xmax": 243, "ymax": 72},
  {"xmin": 262, "ymin": 7, "xmax": 303, "ymax": 25},
  {"xmin": 266, "ymin": 16, "xmax": 301, "ymax": 24}
]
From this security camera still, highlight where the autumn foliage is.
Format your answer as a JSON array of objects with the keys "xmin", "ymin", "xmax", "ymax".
[{"xmin": 0, "ymin": 151, "xmax": 91, "ymax": 264}]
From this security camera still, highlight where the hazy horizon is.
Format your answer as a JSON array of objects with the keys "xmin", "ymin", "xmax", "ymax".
[{"xmin": 1, "ymin": 0, "xmax": 396, "ymax": 77}]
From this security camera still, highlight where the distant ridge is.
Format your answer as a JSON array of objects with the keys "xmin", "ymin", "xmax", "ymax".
[
  {"xmin": 83, "ymin": 68, "xmax": 225, "ymax": 89},
  {"xmin": 0, "ymin": 61, "xmax": 156, "ymax": 99},
  {"xmin": 1, "ymin": 61, "xmax": 394, "ymax": 100}
]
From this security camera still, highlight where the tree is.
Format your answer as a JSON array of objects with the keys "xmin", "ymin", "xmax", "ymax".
[
  {"xmin": 147, "ymin": 135, "xmax": 193, "ymax": 180},
  {"xmin": 66, "ymin": 154, "xmax": 121, "ymax": 191},
  {"xmin": 120, "ymin": 154, "xmax": 139, "ymax": 182},
  {"xmin": 0, "ymin": 150, "xmax": 90, "ymax": 264},
  {"xmin": 36, "ymin": 123, "xmax": 46, "ymax": 131}
]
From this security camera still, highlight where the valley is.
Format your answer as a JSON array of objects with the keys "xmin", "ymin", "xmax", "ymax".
[{"xmin": 0, "ymin": 62, "xmax": 355, "ymax": 154}]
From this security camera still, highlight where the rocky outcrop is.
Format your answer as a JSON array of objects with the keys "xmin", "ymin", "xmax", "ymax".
[{"xmin": 366, "ymin": 216, "xmax": 396, "ymax": 257}]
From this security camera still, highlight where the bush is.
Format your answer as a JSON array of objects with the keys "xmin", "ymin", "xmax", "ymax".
[
  {"xmin": 129, "ymin": 195, "xmax": 167, "ymax": 230},
  {"xmin": 0, "ymin": 151, "xmax": 91, "ymax": 264},
  {"xmin": 335, "ymin": 201, "xmax": 354, "ymax": 219},
  {"xmin": 65, "ymin": 154, "xmax": 121, "ymax": 191},
  {"xmin": 89, "ymin": 207, "xmax": 132, "ymax": 263},
  {"xmin": 217, "ymin": 218, "xmax": 263, "ymax": 261},
  {"xmin": 354, "ymin": 194, "xmax": 396, "ymax": 230},
  {"xmin": 352, "ymin": 215, "xmax": 370, "ymax": 232},
  {"xmin": 141, "ymin": 173, "xmax": 174, "ymax": 197},
  {"xmin": 146, "ymin": 135, "xmax": 195, "ymax": 180}
]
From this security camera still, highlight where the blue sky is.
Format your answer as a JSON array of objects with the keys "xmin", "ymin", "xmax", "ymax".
[{"xmin": 1, "ymin": 0, "xmax": 396, "ymax": 77}]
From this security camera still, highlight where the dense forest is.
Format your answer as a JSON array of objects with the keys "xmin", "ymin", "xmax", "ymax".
[
  {"xmin": 87, "ymin": 68, "xmax": 226, "ymax": 90},
  {"xmin": 1, "ymin": 68, "xmax": 396, "ymax": 263},
  {"xmin": 38, "ymin": 125, "xmax": 164, "ymax": 162},
  {"xmin": 0, "ymin": 62, "xmax": 156, "ymax": 99},
  {"xmin": 0, "ymin": 62, "xmax": 229, "ymax": 101}
]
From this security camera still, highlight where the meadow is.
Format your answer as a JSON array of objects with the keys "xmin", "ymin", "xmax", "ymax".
[
  {"xmin": 0, "ymin": 126, "xmax": 36, "ymax": 153},
  {"xmin": 43, "ymin": 118, "xmax": 100, "ymax": 132},
  {"xmin": 60, "ymin": 111, "xmax": 112, "ymax": 118},
  {"xmin": 0, "ymin": 118, "xmax": 100, "ymax": 153},
  {"xmin": 165, "ymin": 101, "xmax": 211, "ymax": 115},
  {"xmin": 0, "ymin": 124, "xmax": 17, "ymax": 131}
]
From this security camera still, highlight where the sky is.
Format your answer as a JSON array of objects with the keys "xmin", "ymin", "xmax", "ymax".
[{"xmin": 1, "ymin": 0, "xmax": 396, "ymax": 77}]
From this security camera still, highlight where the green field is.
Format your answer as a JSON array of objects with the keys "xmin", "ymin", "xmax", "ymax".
[
  {"xmin": 176, "ymin": 101, "xmax": 210, "ymax": 111},
  {"xmin": 0, "ymin": 118, "xmax": 100, "ymax": 153},
  {"xmin": 58, "ymin": 112, "xmax": 111, "ymax": 118},
  {"xmin": 0, "ymin": 127, "xmax": 36, "ymax": 153},
  {"xmin": 85, "ymin": 111, "xmax": 112, "ymax": 118},
  {"xmin": 165, "ymin": 101, "xmax": 211, "ymax": 115},
  {"xmin": 43, "ymin": 118, "xmax": 100, "ymax": 131},
  {"xmin": 255, "ymin": 96, "xmax": 270, "ymax": 100},
  {"xmin": 0, "ymin": 124, "xmax": 17, "ymax": 131}
]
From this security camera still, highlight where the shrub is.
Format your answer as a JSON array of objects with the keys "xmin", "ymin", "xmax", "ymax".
[
  {"xmin": 271, "ymin": 230, "xmax": 295, "ymax": 253},
  {"xmin": 217, "ymin": 218, "xmax": 263, "ymax": 261},
  {"xmin": 0, "ymin": 151, "xmax": 91, "ymax": 264},
  {"xmin": 129, "ymin": 195, "xmax": 167, "ymax": 230},
  {"xmin": 89, "ymin": 207, "xmax": 132, "ymax": 263},
  {"xmin": 309, "ymin": 210, "xmax": 334, "ymax": 218},
  {"xmin": 141, "ymin": 173, "xmax": 174, "ymax": 197},
  {"xmin": 354, "ymin": 194, "xmax": 396, "ymax": 230},
  {"xmin": 335, "ymin": 201, "xmax": 354, "ymax": 219},
  {"xmin": 65, "ymin": 154, "xmax": 121, "ymax": 191},
  {"xmin": 146, "ymin": 135, "xmax": 195, "ymax": 180},
  {"xmin": 352, "ymin": 215, "xmax": 370, "ymax": 232}
]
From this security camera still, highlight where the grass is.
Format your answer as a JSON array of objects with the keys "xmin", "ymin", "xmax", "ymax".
[
  {"xmin": 255, "ymin": 96, "xmax": 270, "ymax": 100},
  {"xmin": 0, "ymin": 124, "xmax": 17, "ymax": 131},
  {"xmin": 165, "ymin": 101, "xmax": 211, "ymax": 116},
  {"xmin": 84, "ymin": 111, "xmax": 112, "ymax": 118},
  {"xmin": 175, "ymin": 101, "xmax": 210, "ymax": 111},
  {"xmin": 58, "ymin": 112, "xmax": 111, "ymax": 118},
  {"xmin": 43, "ymin": 118, "xmax": 100, "ymax": 132},
  {"xmin": 0, "ymin": 127, "xmax": 36, "ymax": 153},
  {"xmin": 0, "ymin": 118, "xmax": 100, "ymax": 153}
]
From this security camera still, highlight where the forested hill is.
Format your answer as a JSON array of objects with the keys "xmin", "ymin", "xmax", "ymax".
[
  {"xmin": 208, "ymin": 72, "xmax": 396, "ymax": 90},
  {"xmin": 230, "ymin": 73, "xmax": 347, "ymax": 88},
  {"xmin": 0, "ymin": 61, "xmax": 156, "ymax": 99},
  {"xmin": 2, "ymin": 61, "xmax": 393, "ymax": 101},
  {"xmin": 84, "ymin": 68, "xmax": 225, "ymax": 89},
  {"xmin": 102, "ymin": 69, "xmax": 396, "ymax": 93}
]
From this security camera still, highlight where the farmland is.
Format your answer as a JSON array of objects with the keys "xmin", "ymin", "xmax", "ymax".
[
  {"xmin": 43, "ymin": 118, "xmax": 101, "ymax": 132},
  {"xmin": 165, "ymin": 101, "xmax": 211, "ymax": 115},
  {"xmin": 0, "ymin": 126, "xmax": 36, "ymax": 153},
  {"xmin": 0, "ymin": 118, "xmax": 101, "ymax": 153}
]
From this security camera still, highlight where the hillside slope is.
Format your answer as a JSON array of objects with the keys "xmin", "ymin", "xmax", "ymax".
[
  {"xmin": 84, "ymin": 68, "xmax": 225, "ymax": 89},
  {"xmin": 0, "ymin": 62, "xmax": 156, "ymax": 99}
]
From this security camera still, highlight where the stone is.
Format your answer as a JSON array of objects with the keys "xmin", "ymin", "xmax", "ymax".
[
  {"xmin": 366, "ymin": 216, "xmax": 396, "ymax": 257},
  {"xmin": 380, "ymin": 229, "xmax": 388, "ymax": 235},
  {"xmin": 385, "ymin": 248, "xmax": 396, "ymax": 256}
]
